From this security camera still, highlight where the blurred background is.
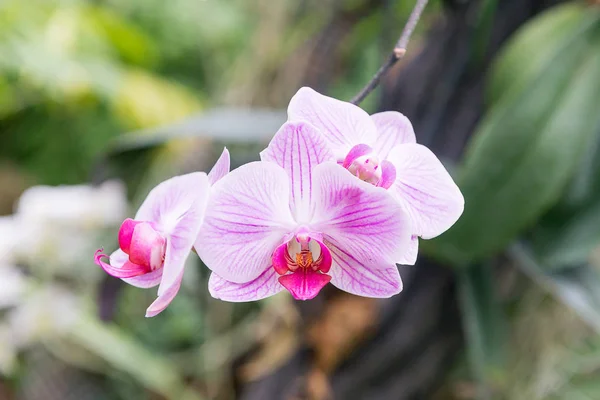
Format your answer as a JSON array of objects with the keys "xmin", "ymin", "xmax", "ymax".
[{"xmin": 1, "ymin": 0, "xmax": 600, "ymax": 399}]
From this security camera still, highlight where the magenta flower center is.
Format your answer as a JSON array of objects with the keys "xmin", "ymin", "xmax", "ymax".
[
  {"xmin": 271, "ymin": 229, "xmax": 332, "ymax": 300},
  {"xmin": 342, "ymin": 144, "xmax": 396, "ymax": 189},
  {"xmin": 348, "ymin": 154, "xmax": 382, "ymax": 185}
]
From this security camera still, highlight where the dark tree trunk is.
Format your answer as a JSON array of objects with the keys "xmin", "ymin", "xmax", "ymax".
[{"xmin": 235, "ymin": 1, "xmax": 565, "ymax": 399}]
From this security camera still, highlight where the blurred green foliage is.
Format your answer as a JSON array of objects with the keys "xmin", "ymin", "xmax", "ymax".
[
  {"xmin": 0, "ymin": 0, "xmax": 427, "ymax": 187},
  {"xmin": 428, "ymin": 2, "xmax": 600, "ymax": 266},
  {"xmin": 0, "ymin": 0, "xmax": 220, "ymax": 185},
  {"xmin": 432, "ymin": 3, "xmax": 600, "ymax": 399}
]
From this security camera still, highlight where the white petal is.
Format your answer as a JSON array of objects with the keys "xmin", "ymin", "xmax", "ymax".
[
  {"xmin": 260, "ymin": 121, "xmax": 334, "ymax": 222},
  {"xmin": 287, "ymin": 87, "xmax": 377, "ymax": 159},
  {"xmin": 371, "ymin": 111, "xmax": 416, "ymax": 159},
  {"xmin": 208, "ymin": 270, "xmax": 283, "ymax": 302},
  {"xmin": 133, "ymin": 173, "xmax": 210, "ymax": 296},
  {"xmin": 208, "ymin": 147, "xmax": 231, "ymax": 185},
  {"xmin": 387, "ymin": 144, "xmax": 464, "ymax": 239},
  {"xmin": 196, "ymin": 162, "xmax": 295, "ymax": 283},
  {"xmin": 310, "ymin": 162, "xmax": 412, "ymax": 265},
  {"xmin": 396, "ymin": 236, "xmax": 419, "ymax": 265},
  {"xmin": 328, "ymin": 242, "xmax": 402, "ymax": 297}
]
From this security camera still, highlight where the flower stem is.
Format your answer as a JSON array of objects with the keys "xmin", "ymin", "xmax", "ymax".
[{"xmin": 350, "ymin": 0, "xmax": 430, "ymax": 105}]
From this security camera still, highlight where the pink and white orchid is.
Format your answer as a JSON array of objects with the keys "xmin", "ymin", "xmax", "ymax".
[
  {"xmin": 95, "ymin": 148, "xmax": 230, "ymax": 317},
  {"xmin": 196, "ymin": 122, "xmax": 411, "ymax": 302},
  {"xmin": 287, "ymin": 87, "xmax": 464, "ymax": 264}
]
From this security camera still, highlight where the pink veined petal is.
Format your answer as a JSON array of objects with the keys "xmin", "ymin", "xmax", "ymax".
[
  {"xmin": 144, "ymin": 173, "xmax": 210, "ymax": 296},
  {"xmin": 310, "ymin": 162, "xmax": 412, "ymax": 266},
  {"xmin": 287, "ymin": 87, "xmax": 377, "ymax": 159},
  {"xmin": 110, "ymin": 249, "xmax": 163, "ymax": 288},
  {"xmin": 396, "ymin": 235, "xmax": 419, "ymax": 266},
  {"xmin": 145, "ymin": 269, "xmax": 184, "ymax": 317},
  {"xmin": 134, "ymin": 172, "xmax": 210, "ymax": 235},
  {"xmin": 260, "ymin": 121, "xmax": 335, "ymax": 222},
  {"xmin": 371, "ymin": 111, "xmax": 416, "ymax": 159},
  {"xmin": 158, "ymin": 198, "xmax": 207, "ymax": 296},
  {"xmin": 386, "ymin": 144, "xmax": 464, "ymax": 239},
  {"xmin": 122, "ymin": 269, "xmax": 164, "ymax": 288},
  {"xmin": 378, "ymin": 160, "xmax": 396, "ymax": 190},
  {"xmin": 208, "ymin": 147, "xmax": 231, "ymax": 185},
  {"xmin": 94, "ymin": 249, "xmax": 147, "ymax": 278},
  {"xmin": 208, "ymin": 270, "xmax": 284, "ymax": 302},
  {"xmin": 327, "ymin": 242, "xmax": 403, "ymax": 297},
  {"xmin": 342, "ymin": 144, "xmax": 373, "ymax": 169},
  {"xmin": 130, "ymin": 172, "xmax": 210, "ymax": 296},
  {"xmin": 278, "ymin": 269, "xmax": 331, "ymax": 300},
  {"xmin": 195, "ymin": 162, "xmax": 296, "ymax": 283}
]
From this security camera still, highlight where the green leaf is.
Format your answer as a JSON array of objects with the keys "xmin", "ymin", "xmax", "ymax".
[
  {"xmin": 531, "ymin": 198, "xmax": 600, "ymax": 269},
  {"xmin": 558, "ymin": 121, "xmax": 600, "ymax": 209},
  {"xmin": 529, "ymin": 121, "xmax": 600, "ymax": 270},
  {"xmin": 509, "ymin": 242, "xmax": 600, "ymax": 333},
  {"xmin": 458, "ymin": 265, "xmax": 508, "ymax": 399},
  {"xmin": 488, "ymin": 2, "xmax": 592, "ymax": 105},
  {"xmin": 426, "ymin": 8, "xmax": 600, "ymax": 266}
]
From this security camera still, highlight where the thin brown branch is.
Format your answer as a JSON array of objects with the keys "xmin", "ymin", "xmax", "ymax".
[{"xmin": 350, "ymin": 0, "xmax": 429, "ymax": 105}]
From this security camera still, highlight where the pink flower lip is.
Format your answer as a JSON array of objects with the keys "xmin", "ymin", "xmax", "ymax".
[
  {"xmin": 95, "ymin": 218, "xmax": 167, "ymax": 278},
  {"xmin": 278, "ymin": 269, "xmax": 331, "ymax": 301},
  {"xmin": 272, "ymin": 228, "xmax": 332, "ymax": 300},
  {"xmin": 94, "ymin": 248, "xmax": 148, "ymax": 278}
]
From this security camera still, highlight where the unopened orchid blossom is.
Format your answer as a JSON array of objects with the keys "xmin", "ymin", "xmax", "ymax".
[
  {"xmin": 196, "ymin": 122, "xmax": 411, "ymax": 302},
  {"xmin": 287, "ymin": 87, "xmax": 464, "ymax": 264},
  {"xmin": 95, "ymin": 149, "xmax": 230, "ymax": 317}
]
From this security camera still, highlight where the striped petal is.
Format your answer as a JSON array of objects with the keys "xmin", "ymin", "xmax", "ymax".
[
  {"xmin": 208, "ymin": 147, "xmax": 230, "ymax": 185},
  {"xmin": 208, "ymin": 270, "xmax": 284, "ymax": 302},
  {"xmin": 287, "ymin": 87, "xmax": 377, "ymax": 160},
  {"xmin": 260, "ymin": 121, "xmax": 334, "ymax": 222},
  {"xmin": 196, "ymin": 162, "xmax": 296, "ymax": 283},
  {"xmin": 396, "ymin": 235, "xmax": 419, "ymax": 266},
  {"xmin": 310, "ymin": 162, "xmax": 412, "ymax": 266},
  {"xmin": 147, "ymin": 173, "xmax": 210, "ymax": 297},
  {"xmin": 371, "ymin": 111, "xmax": 416, "ymax": 159},
  {"xmin": 386, "ymin": 144, "xmax": 464, "ymax": 239},
  {"xmin": 328, "ymin": 242, "xmax": 402, "ymax": 297},
  {"xmin": 145, "ymin": 269, "xmax": 184, "ymax": 317}
]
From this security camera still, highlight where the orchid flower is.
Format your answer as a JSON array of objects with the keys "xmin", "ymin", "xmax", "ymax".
[
  {"xmin": 95, "ymin": 148, "xmax": 230, "ymax": 317},
  {"xmin": 287, "ymin": 87, "xmax": 464, "ymax": 264},
  {"xmin": 196, "ymin": 122, "xmax": 411, "ymax": 302}
]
